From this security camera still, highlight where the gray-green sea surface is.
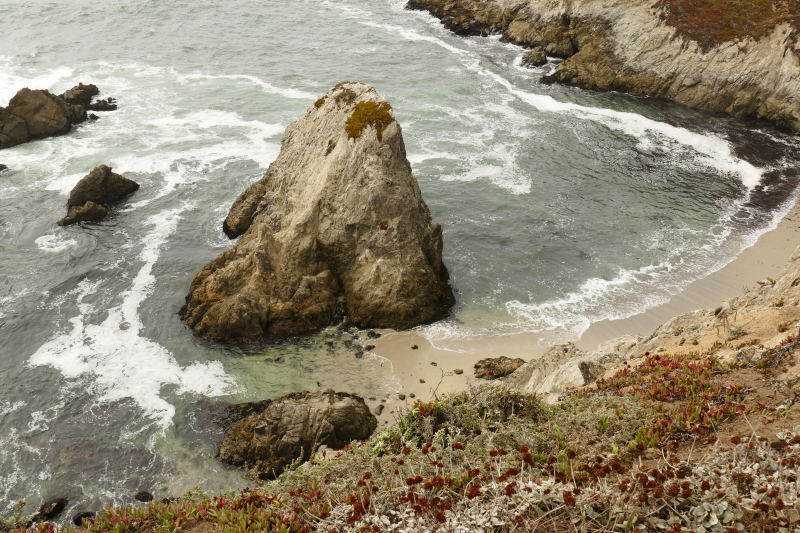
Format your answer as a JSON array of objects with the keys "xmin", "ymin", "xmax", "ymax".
[{"xmin": 1, "ymin": 0, "xmax": 799, "ymax": 517}]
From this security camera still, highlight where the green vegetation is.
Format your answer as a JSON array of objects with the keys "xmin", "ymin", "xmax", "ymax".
[
  {"xmin": 345, "ymin": 102, "xmax": 395, "ymax": 142},
  {"xmin": 654, "ymin": 0, "xmax": 800, "ymax": 52},
  {"xmin": 5, "ymin": 350, "xmax": 798, "ymax": 533}
]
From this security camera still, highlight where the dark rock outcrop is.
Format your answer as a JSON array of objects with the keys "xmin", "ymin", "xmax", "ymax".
[
  {"xmin": 72, "ymin": 512, "xmax": 95, "ymax": 526},
  {"xmin": 0, "ymin": 88, "xmax": 86, "ymax": 149},
  {"xmin": 0, "ymin": 164, "xmax": 8, "ymax": 173},
  {"xmin": 58, "ymin": 201, "xmax": 108, "ymax": 226},
  {"xmin": 35, "ymin": 498, "xmax": 69, "ymax": 522},
  {"xmin": 60, "ymin": 83, "xmax": 99, "ymax": 108},
  {"xmin": 181, "ymin": 82, "xmax": 455, "ymax": 343},
  {"xmin": 474, "ymin": 356, "xmax": 525, "ymax": 379},
  {"xmin": 134, "ymin": 491, "xmax": 154, "ymax": 502},
  {"xmin": 88, "ymin": 98, "xmax": 118, "ymax": 112},
  {"xmin": 406, "ymin": 0, "xmax": 800, "ymax": 133},
  {"xmin": 57, "ymin": 165, "xmax": 139, "ymax": 226},
  {"xmin": 521, "ymin": 47, "xmax": 547, "ymax": 67},
  {"xmin": 61, "ymin": 84, "xmax": 117, "ymax": 111},
  {"xmin": 216, "ymin": 390, "xmax": 377, "ymax": 477}
]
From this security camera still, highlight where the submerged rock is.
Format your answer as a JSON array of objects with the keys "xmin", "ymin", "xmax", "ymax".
[
  {"xmin": 0, "ymin": 164, "xmax": 8, "ymax": 173},
  {"xmin": 134, "ymin": 491, "xmax": 154, "ymax": 502},
  {"xmin": 0, "ymin": 88, "xmax": 86, "ymax": 149},
  {"xmin": 216, "ymin": 390, "xmax": 377, "ymax": 477},
  {"xmin": 57, "ymin": 165, "xmax": 139, "ymax": 226},
  {"xmin": 182, "ymin": 82, "xmax": 455, "ymax": 343},
  {"xmin": 72, "ymin": 512, "xmax": 95, "ymax": 526},
  {"xmin": 474, "ymin": 356, "xmax": 525, "ymax": 379}
]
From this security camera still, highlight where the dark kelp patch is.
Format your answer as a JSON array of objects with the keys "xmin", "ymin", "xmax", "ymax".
[{"xmin": 345, "ymin": 101, "xmax": 395, "ymax": 142}]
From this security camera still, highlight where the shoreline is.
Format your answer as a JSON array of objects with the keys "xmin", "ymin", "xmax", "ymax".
[{"xmin": 370, "ymin": 190, "xmax": 800, "ymax": 421}]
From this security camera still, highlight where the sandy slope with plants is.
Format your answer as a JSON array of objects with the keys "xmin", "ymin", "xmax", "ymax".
[{"xmin": 9, "ymin": 248, "xmax": 800, "ymax": 532}]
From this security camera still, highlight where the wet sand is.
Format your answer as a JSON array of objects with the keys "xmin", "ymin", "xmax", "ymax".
[{"xmin": 370, "ymin": 194, "xmax": 800, "ymax": 423}]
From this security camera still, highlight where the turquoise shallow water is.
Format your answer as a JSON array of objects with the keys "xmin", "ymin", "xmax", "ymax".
[{"xmin": 1, "ymin": 0, "xmax": 800, "ymax": 517}]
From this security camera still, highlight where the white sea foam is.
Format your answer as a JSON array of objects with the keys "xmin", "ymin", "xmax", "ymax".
[
  {"xmin": 357, "ymin": 6, "xmax": 763, "ymax": 191},
  {"xmin": 45, "ymin": 173, "xmax": 86, "ymax": 195},
  {"xmin": 178, "ymin": 72, "xmax": 316, "ymax": 100},
  {"xmin": 0, "ymin": 56, "xmax": 74, "ymax": 103},
  {"xmin": 35, "ymin": 234, "xmax": 78, "ymax": 253},
  {"xmin": 29, "ymin": 207, "xmax": 236, "ymax": 428}
]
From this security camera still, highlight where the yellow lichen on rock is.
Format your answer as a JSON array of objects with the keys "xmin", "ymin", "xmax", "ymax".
[{"xmin": 345, "ymin": 101, "xmax": 395, "ymax": 142}]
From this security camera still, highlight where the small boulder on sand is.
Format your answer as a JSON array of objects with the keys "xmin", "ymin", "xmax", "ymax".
[{"xmin": 474, "ymin": 356, "xmax": 525, "ymax": 379}]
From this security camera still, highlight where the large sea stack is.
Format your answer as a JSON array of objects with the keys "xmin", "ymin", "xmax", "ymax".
[{"xmin": 181, "ymin": 82, "xmax": 455, "ymax": 343}]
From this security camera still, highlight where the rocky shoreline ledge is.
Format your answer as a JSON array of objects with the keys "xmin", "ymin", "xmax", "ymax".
[
  {"xmin": 16, "ymin": 239, "xmax": 798, "ymax": 532},
  {"xmin": 407, "ymin": 0, "xmax": 800, "ymax": 133}
]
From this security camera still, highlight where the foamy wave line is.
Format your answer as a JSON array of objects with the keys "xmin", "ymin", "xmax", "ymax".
[
  {"xmin": 0, "ymin": 56, "xmax": 74, "ymax": 104},
  {"xmin": 178, "ymin": 72, "xmax": 316, "ymax": 100},
  {"xmin": 29, "ymin": 205, "xmax": 236, "ymax": 428},
  {"xmin": 355, "ymin": 4, "xmax": 763, "ymax": 190}
]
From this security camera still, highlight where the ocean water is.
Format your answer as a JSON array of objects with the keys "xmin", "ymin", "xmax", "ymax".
[{"xmin": 1, "ymin": 0, "xmax": 799, "ymax": 517}]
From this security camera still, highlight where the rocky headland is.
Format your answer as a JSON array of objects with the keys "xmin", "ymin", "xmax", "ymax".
[
  {"xmin": 407, "ymin": 0, "xmax": 800, "ymax": 133},
  {"xmin": 181, "ymin": 82, "xmax": 455, "ymax": 343}
]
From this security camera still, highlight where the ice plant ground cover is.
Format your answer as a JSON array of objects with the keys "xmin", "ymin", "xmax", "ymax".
[{"xmin": 2, "ymin": 346, "xmax": 800, "ymax": 533}]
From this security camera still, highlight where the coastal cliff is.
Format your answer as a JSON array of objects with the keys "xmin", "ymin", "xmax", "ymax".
[{"xmin": 407, "ymin": 0, "xmax": 800, "ymax": 133}]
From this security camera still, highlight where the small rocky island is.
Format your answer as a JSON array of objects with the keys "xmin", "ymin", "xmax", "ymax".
[
  {"xmin": 0, "ymin": 83, "xmax": 116, "ymax": 150},
  {"xmin": 58, "ymin": 165, "xmax": 139, "ymax": 226},
  {"xmin": 181, "ymin": 82, "xmax": 455, "ymax": 343}
]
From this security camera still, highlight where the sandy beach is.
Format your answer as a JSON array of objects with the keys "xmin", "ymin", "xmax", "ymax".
[{"xmin": 370, "ymin": 192, "xmax": 800, "ymax": 423}]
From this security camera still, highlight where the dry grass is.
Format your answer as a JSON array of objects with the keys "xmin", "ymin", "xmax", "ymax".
[{"xmin": 653, "ymin": 0, "xmax": 800, "ymax": 51}]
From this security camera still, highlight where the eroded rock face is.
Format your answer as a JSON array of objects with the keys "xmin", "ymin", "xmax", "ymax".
[
  {"xmin": 0, "ymin": 88, "xmax": 86, "ymax": 149},
  {"xmin": 57, "ymin": 165, "xmax": 139, "ymax": 226},
  {"xmin": 407, "ymin": 0, "xmax": 800, "ymax": 133},
  {"xmin": 58, "ymin": 201, "xmax": 108, "ymax": 226},
  {"xmin": 61, "ymin": 83, "xmax": 99, "ymax": 108},
  {"xmin": 182, "ymin": 82, "xmax": 455, "ymax": 343},
  {"xmin": 504, "ymin": 335, "xmax": 640, "ymax": 402},
  {"xmin": 474, "ymin": 356, "xmax": 525, "ymax": 379},
  {"xmin": 216, "ymin": 390, "xmax": 377, "ymax": 477}
]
